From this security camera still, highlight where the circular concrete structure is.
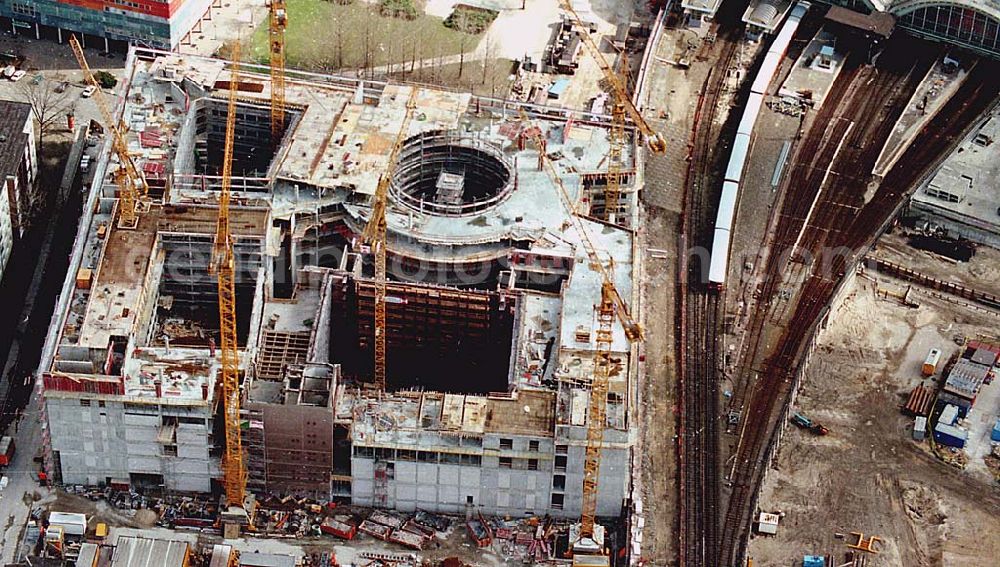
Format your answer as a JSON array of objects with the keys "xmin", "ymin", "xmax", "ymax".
[{"xmin": 391, "ymin": 131, "xmax": 515, "ymax": 217}]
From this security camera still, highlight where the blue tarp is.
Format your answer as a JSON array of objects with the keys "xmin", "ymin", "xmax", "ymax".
[
  {"xmin": 803, "ymin": 556, "xmax": 826, "ymax": 567},
  {"xmin": 548, "ymin": 79, "xmax": 570, "ymax": 98}
]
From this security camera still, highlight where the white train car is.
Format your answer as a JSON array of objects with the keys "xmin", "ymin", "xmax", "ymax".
[
  {"xmin": 708, "ymin": 227, "xmax": 732, "ymax": 285},
  {"xmin": 717, "ymin": 181, "xmax": 739, "ymax": 232},
  {"xmin": 725, "ymin": 133, "xmax": 752, "ymax": 184},
  {"xmin": 738, "ymin": 92, "xmax": 766, "ymax": 136},
  {"xmin": 708, "ymin": 1, "xmax": 811, "ymax": 288}
]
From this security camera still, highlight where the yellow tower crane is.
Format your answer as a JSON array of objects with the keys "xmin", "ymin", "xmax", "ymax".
[
  {"xmin": 557, "ymin": 1, "xmax": 665, "ymax": 223},
  {"xmin": 69, "ymin": 35, "xmax": 147, "ymax": 229},
  {"xmin": 361, "ymin": 88, "xmax": 419, "ymax": 392},
  {"xmin": 519, "ymin": 111, "xmax": 641, "ymax": 546},
  {"xmin": 214, "ymin": 41, "xmax": 248, "ymax": 529},
  {"xmin": 269, "ymin": 0, "xmax": 288, "ymax": 144}
]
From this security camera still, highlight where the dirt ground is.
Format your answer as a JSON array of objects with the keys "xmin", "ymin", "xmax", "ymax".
[{"xmin": 748, "ymin": 269, "xmax": 1000, "ymax": 567}]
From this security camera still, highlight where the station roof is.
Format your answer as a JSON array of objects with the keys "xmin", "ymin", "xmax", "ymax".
[
  {"xmin": 744, "ymin": 0, "xmax": 794, "ymax": 33},
  {"xmin": 825, "ymin": 6, "xmax": 896, "ymax": 39}
]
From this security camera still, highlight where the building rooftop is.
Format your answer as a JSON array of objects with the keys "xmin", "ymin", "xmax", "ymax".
[
  {"xmin": 341, "ymin": 388, "xmax": 558, "ymax": 444},
  {"xmin": 912, "ymin": 109, "xmax": 1000, "ymax": 234},
  {"xmin": 943, "ymin": 359, "xmax": 991, "ymax": 400},
  {"xmin": 112, "ymin": 535, "xmax": 189, "ymax": 567},
  {"xmin": 120, "ymin": 347, "xmax": 216, "ymax": 403},
  {"xmin": 744, "ymin": 0, "xmax": 794, "ymax": 32},
  {"xmin": 683, "ymin": 0, "xmax": 725, "ymax": 16},
  {"xmin": 825, "ymin": 5, "xmax": 896, "ymax": 38},
  {"xmin": 0, "ymin": 100, "xmax": 31, "ymax": 177},
  {"xmin": 239, "ymin": 553, "xmax": 297, "ymax": 567}
]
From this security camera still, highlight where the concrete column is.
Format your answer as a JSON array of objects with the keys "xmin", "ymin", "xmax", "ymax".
[
  {"xmin": 81, "ymin": 34, "xmax": 85, "ymax": 49},
  {"xmin": 290, "ymin": 236, "xmax": 300, "ymax": 285},
  {"xmin": 34, "ymin": 23, "xmax": 39, "ymax": 40},
  {"xmin": 104, "ymin": 37, "xmax": 109, "ymax": 52},
  {"xmin": 57, "ymin": 28, "xmax": 62, "ymax": 44}
]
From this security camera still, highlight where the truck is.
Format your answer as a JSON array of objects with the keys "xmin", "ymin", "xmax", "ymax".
[
  {"xmin": 790, "ymin": 413, "xmax": 829, "ymax": 436},
  {"xmin": 0, "ymin": 436, "xmax": 15, "ymax": 467},
  {"xmin": 922, "ymin": 348, "xmax": 942, "ymax": 376}
]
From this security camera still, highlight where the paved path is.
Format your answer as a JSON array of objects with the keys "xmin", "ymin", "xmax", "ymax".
[{"xmin": 0, "ymin": 384, "xmax": 48, "ymax": 563}]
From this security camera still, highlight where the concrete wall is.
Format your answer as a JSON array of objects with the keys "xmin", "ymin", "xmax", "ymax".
[
  {"xmin": 46, "ymin": 396, "xmax": 214, "ymax": 492},
  {"xmin": 47, "ymin": 397, "xmax": 129, "ymax": 486},
  {"xmin": 348, "ymin": 429, "xmax": 632, "ymax": 519},
  {"xmin": 554, "ymin": 425, "xmax": 631, "ymax": 518}
]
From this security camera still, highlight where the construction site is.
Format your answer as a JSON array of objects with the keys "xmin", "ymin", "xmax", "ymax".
[{"xmin": 31, "ymin": 0, "xmax": 657, "ymax": 559}]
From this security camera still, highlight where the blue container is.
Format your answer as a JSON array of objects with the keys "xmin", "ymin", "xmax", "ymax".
[
  {"xmin": 803, "ymin": 556, "xmax": 825, "ymax": 567},
  {"xmin": 991, "ymin": 419, "xmax": 1000, "ymax": 442}
]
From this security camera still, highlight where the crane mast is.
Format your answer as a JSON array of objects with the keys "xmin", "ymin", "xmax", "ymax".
[
  {"xmin": 558, "ymin": 1, "xmax": 665, "ymax": 153},
  {"xmin": 69, "ymin": 35, "xmax": 147, "ymax": 228},
  {"xmin": 361, "ymin": 88, "xmax": 419, "ymax": 392},
  {"xmin": 580, "ymin": 282, "xmax": 616, "ymax": 538},
  {"xmin": 269, "ymin": 0, "xmax": 287, "ymax": 144},
  {"xmin": 557, "ymin": 1, "xmax": 664, "ymax": 222},
  {"xmin": 519, "ymin": 111, "xmax": 641, "ymax": 544},
  {"xmin": 214, "ymin": 41, "xmax": 246, "ymax": 512}
]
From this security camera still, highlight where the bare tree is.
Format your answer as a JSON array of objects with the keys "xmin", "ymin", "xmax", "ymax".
[
  {"xmin": 363, "ymin": 7, "xmax": 373, "ymax": 78},
  {"xmin": 481, "ymin": 33, "xmax": 492, "ymax": 85},
  {"xmin": 19, "ymin": 79, "xmax": 74, "ymax": 147},
  {"xmin": 456, "ymin": 11, "xmax": 469, "ymax": 79},
  {"xmin": 334, "ymin": 18, "xmax": 345, "ymax": 69}
]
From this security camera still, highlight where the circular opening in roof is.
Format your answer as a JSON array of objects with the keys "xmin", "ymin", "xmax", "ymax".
[{"xmin": 390, "ymin": 131, "xmax": 514, "ymax": 217}]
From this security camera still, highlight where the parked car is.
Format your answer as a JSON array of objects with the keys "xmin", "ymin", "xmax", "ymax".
[
  {"xmin": 82, "ymin": 85, "xmax": 97, "ymax": 98},
  {"xmin": 9, "ymin": 70, "xmax": 25, "ymax": 82}
]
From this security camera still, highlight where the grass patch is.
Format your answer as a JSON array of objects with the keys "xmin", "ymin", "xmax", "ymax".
[
  {"xmin": 444, "ymin": 4, "xmax": 499, "ymax": 34},
  {"xmin": 249, "ymin": 0, "xmax": 483, "ymax": 72}
]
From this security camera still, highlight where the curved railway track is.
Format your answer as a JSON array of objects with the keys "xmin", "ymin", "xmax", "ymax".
[{"xmin": 718, "ymin": 35, "xmax": 1000, "ymax": 566}]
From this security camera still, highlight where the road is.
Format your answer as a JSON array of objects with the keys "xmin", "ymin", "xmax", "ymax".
[
  {"xmin": 0, "ymin": 32, "xmax": 110, "ymax": 561},
  {"xmin": 0, "ymin": 124, "xmax": 87, "ymax": 561},
  {"xmin": 0, "ymin": 385, "xmax": 48, "ymax": 562}
]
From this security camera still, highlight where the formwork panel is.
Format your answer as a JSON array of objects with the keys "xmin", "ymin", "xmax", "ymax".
[
  {"xmin": 394, "ymin": 461, "xmax": 417, "ymax": 483},
  {"xmin": 459, "ymin": 467, "xmax": 481, "ymax": 487},
  {"xmin": 396, "ymin": 484, "xmax": 416, "ymax": 501},
  {"xmin": 416, "ymin": 483, "xmax": 437, "ymax": 503},
  {"xmin": 416, "ymin": 463, "xmax": 438, "ymax": 485},
  {"xmin": 439, "ymin": 483, "xmax": 459, "ymax": 503},
  {"xmin": 438, "ymin": 465, "xmax": 460, "ymax": 486}
]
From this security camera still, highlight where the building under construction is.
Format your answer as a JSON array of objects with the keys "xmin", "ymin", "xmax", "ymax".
[{"xmin": 38, "ymin": 47, "xmax": 644, "ymax": 520}]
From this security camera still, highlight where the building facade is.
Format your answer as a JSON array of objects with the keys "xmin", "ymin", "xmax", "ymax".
[
  {"xmin": 0, "ymin": 0, "xmax": 213, "ymax": 49},
  {"xmin": 0, "ymin": 101, "xmax": 36, "ymax": 280}
]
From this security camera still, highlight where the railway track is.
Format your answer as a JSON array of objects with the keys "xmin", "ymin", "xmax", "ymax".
[
  {"xmin": 718, "ymin": 35, "xmax": 1000, "ymax": 566},
  {"xmin": 677, "ymin": 3, "xmax": 747, "ymax": 565}
]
